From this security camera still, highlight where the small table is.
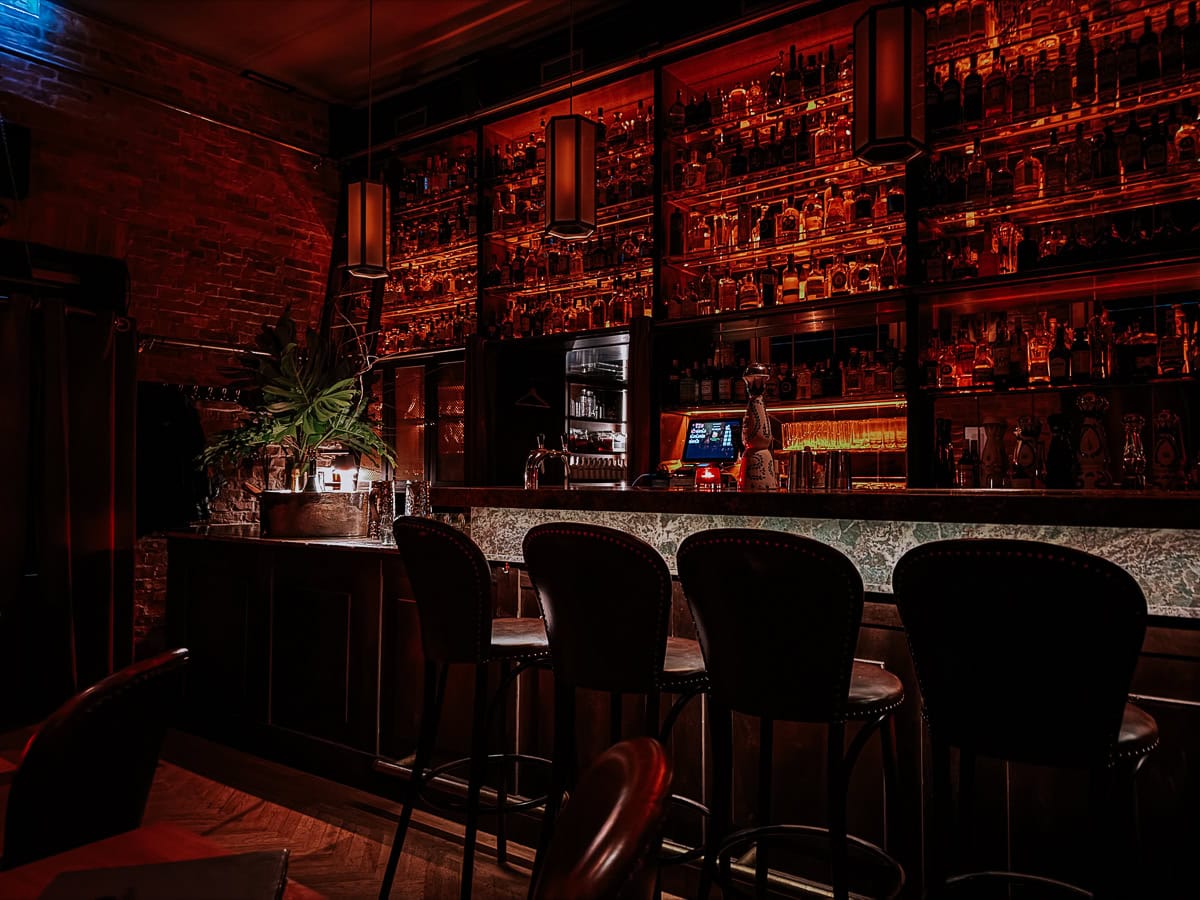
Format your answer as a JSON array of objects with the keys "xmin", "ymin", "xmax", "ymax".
[{"xmin": 0, "ymin": 821, "xmax": 324, "ymax": 899}]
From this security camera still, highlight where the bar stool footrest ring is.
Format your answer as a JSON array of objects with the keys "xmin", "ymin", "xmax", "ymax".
[
  {"xmin": 944, "ymin": 871, "xmax": 1092, "ymax": 898},
  {"xmin": 377, "ymin": 751, "xmax": 553, "ymax": 815},
  {"xmin": 657, "ymin": 793, "xmax": 711, "ymax": 866}
]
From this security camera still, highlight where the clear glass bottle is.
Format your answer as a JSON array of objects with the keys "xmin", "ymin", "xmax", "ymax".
[
  {"xmin": 1013, "ymin": 147, "xmax": 1043, "ymax": 198},
  {"xmin": 737, "ymin": 271, "xmax": 762, "ymax": 310},
  {"xmin": 1027, "ymin": 312, "xmax": 1052, "ymax": 385},
  {"xmin": 827, "ymin": 252, "xmax": 851, "ymax": 295},
  {"xmin": 781, "ymin": 254, "xmax": 801, "ymax": 304}
]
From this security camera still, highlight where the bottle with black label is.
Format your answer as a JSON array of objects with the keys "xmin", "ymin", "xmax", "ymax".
[
  {"xmin": 1049, "ymin": 322, "xmax": 1072, "ymax": 385},
  {"xmin": 778, "ymin": 363, "xmax": 797, "ymax": 402}
]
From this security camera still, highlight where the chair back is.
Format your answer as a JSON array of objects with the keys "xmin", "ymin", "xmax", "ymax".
[
  {"xmin": 392, "ymin": 517, "xmax": 493, "ymax": 665},
  {"xmin": 3, "ymin": 648, "xmax": 190, "ymax": 868},
  {"xmin": 523, "ymin": 523, "xmax": 671, "ymax": 694},
  {"xmin": 531, "ymin": 737, "xmax": 673, "ymax": 900},
  {"xmin": 892, "ymin": 539, "xmax": 1147, "ymax": 767},
  {"xmin": 677, "ymin": 529, "xmax": 864, "ymax": 722}
]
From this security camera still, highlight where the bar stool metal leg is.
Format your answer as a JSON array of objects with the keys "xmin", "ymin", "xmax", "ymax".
[
  {"xmin": 495, "ymin": 660, "xmax": 511, "ymax": 867},
  {"xmin": 380, "ymin": 660, "xmax": 448, "ymax": 900},
  {"xmin": 699, "ymin": 703, "xmax": 734, "ymax": 900},
  {"xmin": 827, "ymin": 722, "xmax": 849, "ymax": 900},
  {"xmin": 755, "ymin": 717, "xmax": 774, "ymax": 898},
  {"xmin": 458, "ymin": 664, "xmax": 490, "ymax": 900},
  {"xmin": 529, "ymin": 681, "xmax": 575, "ymax": 895}
]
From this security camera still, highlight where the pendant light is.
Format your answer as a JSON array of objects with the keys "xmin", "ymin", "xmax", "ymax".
[
  {"xmin": 545, "ymin": 0, "xmax": 597, "ymax": 240},
  {"xmin": 347, "ymin": 0, "xmax": 388, "ymax": 279},
  {"xmin": 853, "ymin": 1, "xmax": 926, "ymax": 165}
]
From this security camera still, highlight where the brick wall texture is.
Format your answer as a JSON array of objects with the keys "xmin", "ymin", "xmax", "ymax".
[{"xmin": 0, "ymin": 1, "xmax": 340, "ymax": 654}]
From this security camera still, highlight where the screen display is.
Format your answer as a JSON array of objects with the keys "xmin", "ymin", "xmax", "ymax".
[{"xmin": 682, "ymin": 419, "xmax": 741, "ymax": 463}]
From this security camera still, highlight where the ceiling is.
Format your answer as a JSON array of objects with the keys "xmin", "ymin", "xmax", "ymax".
[{"xmin": 62, "ymin": 0, "xmax": 611, "ymax": 105}]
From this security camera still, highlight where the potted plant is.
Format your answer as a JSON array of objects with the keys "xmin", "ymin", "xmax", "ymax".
[{"xmin": 202, "ymin": 310, "xmax": 394, "ymax": 537}]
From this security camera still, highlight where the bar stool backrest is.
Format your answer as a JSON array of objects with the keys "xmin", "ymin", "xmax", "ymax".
[
  {"xmin": 3, "ymin": 648, "xmax": 190, "ymax": 869},
  {"xmin": 892, "ymin": 539, "xmax": 1147, "ymax": 768},
  {"xmin": 393, "ymin": 516, "xmax": 493, "ymax": 665},
  {"xmin": 677, "ymin": 529, "xmax": 864, "ymax": 723},
  {"xmin": 523, "ymin": 522, "xmax": 672, "ymax": 694}
]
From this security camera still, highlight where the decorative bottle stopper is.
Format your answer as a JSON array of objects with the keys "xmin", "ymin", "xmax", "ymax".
[
  {"xmin": 1010, "ymin": 416, "xmax": 1042, "ymax": 488},
  {"xmin": 1121, "ymin": 413, "xmax": 1147, "ymax": 490},
  {"xmin": 1151, "ymin": 409, "xmax": 1185, "ymax": 491},
  {"xmin": 1075, "ymin": 391, "xmax": 1111, "ymax": 489},
  {"xmin": 738, "ymin": 362, "xmax": 779, "ymax": 492}
]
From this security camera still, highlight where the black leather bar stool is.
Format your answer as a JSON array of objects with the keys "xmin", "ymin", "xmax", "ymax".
[
  {"xmin": 892, "ymin": 539, "xmax": 1159, "ymax": 900},
  {"xmin": 379, "ymin": 517, "xmax": 552, "ymax": 900},
  {"xmin": 677, "ymin": 528, "xmax": 905, "ymax": 900},
  {"xmin": 521, "ymin": 522, "xmax": 709, "ymax": 884}
]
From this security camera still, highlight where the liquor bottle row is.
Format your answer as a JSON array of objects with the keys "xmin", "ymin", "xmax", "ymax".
[
  {"xmin": 923, "ymin": 198, "xmax": 1200, "ymax": 282},
  {"xmin": 665, "ymin": 342, "xmax": 906, "ymax": 408},
  {"xmin": 389, "ymin": 148, "xmax": 479, "ymax": 209},
  {"xmin": 378, "ymin": 304, "xmax": 476, "ymax": 356},
  {"xmin": 488, "ymin": 155, "xmax": 651, "ymax": 233},
  {"xmin": 667, "ymin": 42, "xmax": 853, "ymax": 133},
  {"xmin": 390, "ymin": 203, "xmax": 477, "ymax": 256},
  {"xmin": 928, "ymin": 7, "xmax": 1200, "ymax": 132},
  {"xmin": 483, "ymin": 231, "xmax": 652, "ymax": 289},
  {"xmin": 668, "ymin": 107, "xmax": 854, "ymax": 191},
  {"xmin": 488, "ymin": 276, "xmax": 652, "ymax": 340},
  {"xmin": 925, "ymin": 103, "xmax": 1199, "ymax": 209},
  {"xmin": 669, "ymin": 179, "xmax": 905, "ymax": 258},
  {"xmin": 383, "ymin": 263, "xmax": 477, "ymax": 303},
  {"xmin": 922, "ymin": 305, "xmax": 1197, "ymax": 390},
  {"xmin": 669, "ymin": 245, "xmax": 904, "ymax": 317},
  {"xmin": 936, "ymin": 397, "xmax": 1193, "ymax": 491}
]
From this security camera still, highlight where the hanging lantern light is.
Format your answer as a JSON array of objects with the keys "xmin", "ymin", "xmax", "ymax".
[
  {"xmin": 348, "ymin": 0, "xmax": 388, "ymax": 279},
  {"xmin": 545, "ymin": 114, "xmax": 597, "ymax": 240},
  {"xmin": 854, "ymin": 1, "xmax": 926, "ymax": 165},
  {"xmin": 346, "ymin": 177, "xmax": 387, "ymax": 278}
]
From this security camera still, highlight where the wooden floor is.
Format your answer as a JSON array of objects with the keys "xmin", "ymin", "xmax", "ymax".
[{"xmin": 0, "ymin": 730, "xmax": 532, "ymax": 900}]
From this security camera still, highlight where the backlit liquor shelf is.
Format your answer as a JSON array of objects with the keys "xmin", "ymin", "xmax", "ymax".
[
  {"xmin": 386, "ymin": 237, "xmax": 476, "ymax": 269},
  {"xmin": 390, "ymin": 183, "xmax": 477, "ymax": 221}
]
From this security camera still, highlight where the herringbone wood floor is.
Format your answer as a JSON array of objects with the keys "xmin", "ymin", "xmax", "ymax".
[{"xmin": 0, "ymin": 730, "xmax": 532, "ymax": 899}]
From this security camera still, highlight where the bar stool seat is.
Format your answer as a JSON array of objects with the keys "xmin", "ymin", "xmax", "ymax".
[
  {"xmin": 662, "ymin": 636, "xmax": 708, "ymax": 689},
  {"xmin": 1117, "ymin": 703, "xmax": 1160, "ymax": 760},
  {"xmin": 847, "ymin": 662, "xmax": 905, "ymax": 719},
  {"xmin": 490, "ymin": 617, "xmax": 550, "ymax": 658}
]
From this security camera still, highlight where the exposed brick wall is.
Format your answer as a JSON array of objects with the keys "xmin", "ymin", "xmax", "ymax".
[{"xmin": 0, "ymin": 1, "xmax": 340, "ymax": 655}]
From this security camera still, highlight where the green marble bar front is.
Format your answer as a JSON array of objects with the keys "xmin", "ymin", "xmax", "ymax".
[{"xmin": 466, "ymin": 506, "xmax": 1200, "ymax": 619}]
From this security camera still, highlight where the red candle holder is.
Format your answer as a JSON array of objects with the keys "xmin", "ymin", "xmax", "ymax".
[{"xmin": 694, "ymin": 464, "xmax": 722, "ymax": 491}]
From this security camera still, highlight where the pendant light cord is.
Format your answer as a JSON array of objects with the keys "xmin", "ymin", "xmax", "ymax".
[
  {"xmin": 366, "ymin": 0, "xmax": 374, "ymax": 178},
  {"xmin": 568, "ymin": 0, "xmax": 573, "ymax": 114}
]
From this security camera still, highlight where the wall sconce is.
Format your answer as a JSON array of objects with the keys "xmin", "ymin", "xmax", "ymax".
[
  {"xmin": 854, "ymin": 1, "xmax": 926, "ymax": 165},
  {"xmin": 545, "ymin": 114, "xmax": 597, "ymax": 240}
]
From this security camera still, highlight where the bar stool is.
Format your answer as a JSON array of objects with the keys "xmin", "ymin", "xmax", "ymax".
[
  {"xmin": 892, "ymin": 539, "xmax": 1159, "ymax": 900},
  {"xmin": 676, "ymin": 528, "xmax": 905, "ymax": 900},
  {"xmin": 521, "ymin": 522, "xmax": 709, "ymax": 884},
  {"xmin": 379, "ymin": 517, "xmax": 552, "ymax": 900}
]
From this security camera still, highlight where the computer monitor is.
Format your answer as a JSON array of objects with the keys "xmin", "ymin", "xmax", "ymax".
[{"xmin": 681, "ymin": 418, "xmax": 742, "ymax": 464}]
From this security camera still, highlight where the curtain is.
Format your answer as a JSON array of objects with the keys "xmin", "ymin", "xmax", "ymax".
[{"xmin": 0, "ymin": 294, "xmax": 136, "ymax": 728}]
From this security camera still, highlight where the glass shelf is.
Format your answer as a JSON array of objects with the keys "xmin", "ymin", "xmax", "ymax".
[
  {"xmin": 667, "ymin": 216, "xmax": 906, "ymax": 270},
  {"xmin": 664, "ymin": 153, "xmax": 899, "ymax": 208},
  {"xmin": 667, "ymin": 86, "xmax": 855, "ymax": 146},
  {"xmin": 391, "ymin": 184, "xmax": 477, "ymax": 221},
  {"xmin": 388, "ymin": 239, "xmax": 477, "ymax": 269},
  {"xmin": 485, "ymin": 262, "xmax": 654, "ymax": 298},
  {"xmin": 485, "ymin": 196, "xmax": 653, "ymax": 242},
  {"xmin": 924, "ymin": 376, "xmax": 1198, "ymax": 398},
  {"xmin": 381, "ymin": 289, "xmax": 477, "ymax": 320},
  {"xmin": 663, "ymin": 395, "xmax": 907, "ymax": 416}
]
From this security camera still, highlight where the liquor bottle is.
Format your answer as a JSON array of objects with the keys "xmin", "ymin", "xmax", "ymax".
[
  {"xmin": 1162, "ymin": 8, "xmax": 1184, "ymax": 81},
  {"xmin": 1117, "ymin": 30, "xmax": 1139, "ymax": 94},
  {"xmin": 842, "ymin": 349, "xmax": 862, "ymax": 395},
  {"xmin": 972, "ymin": 339, "xmax": 995, "ymax": 386},
  {"xmin": 764, "ymin": 364, "xmax": 780, "ymax": 402},
  {"xmin": 668, "ymin": 208, "xmax": 684, "ymax": 256},
  {"xmin": 1044, "ymin": 129, "xmax": 1066, "ymax": 195},
  {"xmin": 778, "ymin": 363, "xmax": 797, "ymax": 401},
  {"xmin": 766, "ymin": 50, "xmax": 787, "ymax": 107},
  {"xmin": 1070, "ymin": 327, "xmax": 1092, "ymax": 384},
  {"xmin": 1013, "ymin": 147, "xmax": 1043, "ymax": 198},
  {"xmin": 738, "ymin": 272, "xmax": 762, "ymax": 310},
  {"xmin": 983, "ymin": 50, "xmax": 1008, "ymax": 124},
  {"xmin": 728, "ymin": 141, "xmax": 748, "ymax": 179},
  {"xmin": 966, "ymin": 137, "xmax": 989, "ymax": 201},
  {"xmin": 879, "ymin": 243, "xmax": 898, "ymax": 289},
  {"xmin": 759, "ymin": 202, "xmax": 778, "ymax": 243},
  {"xmin": 1027, "ymin": 312, "xmax": 1052, "ymax": 385},
  {"xmin": 853, "ymin": 182, "xmax": 874, "ymax": 223},
  {"xmin": 1032, "ymin": 50, "xmax": 1053, "ymax": 116},
  {"xmin": 802, "ymin": 193, "xmax": 823, "ymax": 235},
  {"xmin": 825, "ymin": 182, "xmax": 848, "ymax": 229},
  {"xmin": 804, "ymin": 54, "xmax": 823, "ymax": 98},
  {"xmin": 1096, "ymin": 125, "xmax": 1120, "ymax": 181},
  {"xmin": 1096, "ymin": 36, "xmax": 1118, "ymax": 102},
  {"xmin": 991, "ymin": 151, "xmax": 1014, "ymax": 199},
  {"xmin": 1010, "ymin": 55, "xmax": 1031, "ymax": 119},
  {"xmin": 1049, "ymin": 322, "xmax": 1071, "ymax": 385},
  {"xmin": 827, "ymin": 252, "xmax": 851, "ymax": 295},
  {"xmin": 781, "ymin": 254, "xmax": 801, "ymax": 304},
  {"xmin": 795, "ymin": 363, "xmax": 812, "ymax": 401},
  {"xmin": 812, "ymin": 112, "xmax": 836, "ymax": 162},
  {"xmin": 942, "ymin": 61, "xmax": 963, "ymax": 128},
  {"xmin": 992, "ymin": 321, "xmax": 1011, "ymax": 388},
  {"xmin": 778, "ymin": 195, "xmax": 801, "ymax": 242},
  {"xmin": 969, "ymin": 0, "xmax": 986, "ymax": 41},
  {"xmin": 804, "ymin": 261, "xmax": 826, "ymax": 301},
  {"xmin": 1145, "ymin": 112, "xmax": 1168, "ymax": 169},
  {"xmin": 717, "ymin": 267, "xmax": 737, "ymax": 313},
  {"xmin": 1138, "ymin": 15, "xmax": 1160, "ymax": 84},
  {"xmin": 795, "ymin": 114, "xmax": 810, "ymax": 164},
  {"xmin": 1074, "ymin": 19, "xmax": 1095, "ymax": 103},
  {"xmin": 1158, "ymin": 305, "xmax": 1186, "ymax": 375},
  {"xmin": 747, "ymin": 130, "xmax": 766, "ymax": 172},
  {"xmin": 1119, "ymin": 112, "xmax": 1145, "ymax": 179},
  {"xmin": 1186, "ymin": 2, "xmax": 1200, "ymax": 73},
  {"xmin": 934, "ymin": 418, "xmax": 955, "ymax": 487},
  {"xmin": 1068, "ymin": 122, "xmax": 1093, "ymax": 185},
  {"xmin": 785, "ymin": 44, "xmax": 804, "ymax": 101},
  {"xmin": 705, "ymin": 151, "xmax": 724, "ymax": 185},
  {"xmin": 937, "ymin": 0, "xmax": 954, "ymax": 49},
  {"xmin": 1052, "ymin": 44, "xmax": 1073, "ymax": 113},
  {"xmin": 953, "ymin": 0, "xmax": 970, "ymax": 45},
  {"xmin": 760, "ymin": 257, "xmax": 779, "ymax": 307},
  {"xmin": 728, "ymin": 82, "xmax": 748, "ymax": 118},
  {"xmin": 963, "ymin": 54, "xmax": 984, "ymax": 124},
  {"xmin": 1175, "ymin": 101, "xmax": 1199, "ymax": 162},
  {"xmin": 926, "ymin": 67, "xmax": 943, "ymax": 132},
  {"xmin": 956, "ymin": 440, "xmax": 980, "ymax": 488},
  {"xmin": 698, "ymin": 359, "xmax": 715, "ymax": 404},
  {"xmin": 668, "ymin": 90, "xmax": 686, "ymax": 132},
  {"xmin": 851, "ymin": 256, "xmax": 876, "ymax": 293}
]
